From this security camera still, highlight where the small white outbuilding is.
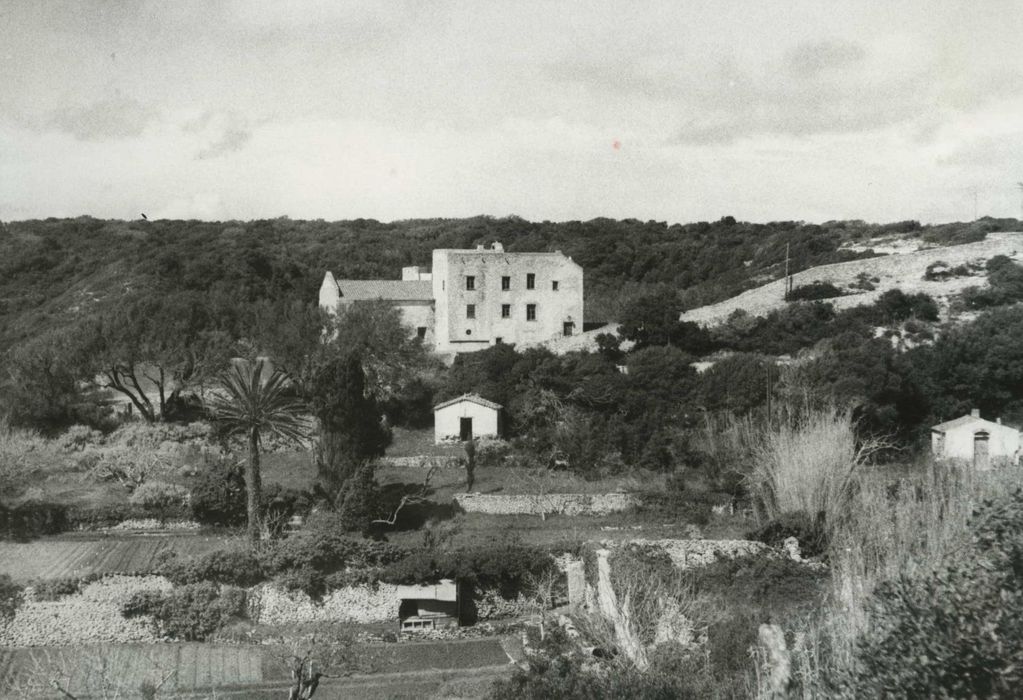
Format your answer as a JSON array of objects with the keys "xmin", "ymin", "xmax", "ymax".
[
  {"xmin": 931, "ymin": 409, "xmax": 1021, "ymax": 470},
  {"xmin": 433, "ymin": 394, "xmax": 503, "ymax": 444}
]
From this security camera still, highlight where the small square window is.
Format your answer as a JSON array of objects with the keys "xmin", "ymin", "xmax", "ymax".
[
  {"xmin": 495, "ymin": 337, "xmax": 503, "ymax": 344},
  {"xmin": 466, "ymin": 276, "xmax": 475, "ymax": 291},
  {"xmin": 526, "ymin": 303, "xmax": 537, "ymax": 321},
  {"xmin": 466, "ymin": 304, "xmax": 476, "ymax": 319},
  {"xmin": 501, "ymin": 304, "xmax": 511, "ymax": 318},
  {"xmin": 526, "ymin": 273, "xmax": 535, "ymax": 290},
  {"xmin": 417, "ymin": 327, "xmax": 427, "ymax": 339},
  {"xmin": 501, "ymin": 276, "xmax": 511, "ymax": 291},
  {"xmin": 552, "ymin": 280, "xmax": 559, "ymax": 291}
]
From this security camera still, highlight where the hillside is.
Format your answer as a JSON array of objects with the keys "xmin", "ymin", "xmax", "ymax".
[
  {"xmin": 0, "ymin": 216, "xmax": 1018, "ymax": 355},
  {"xmin": 681, "ymin": 231, "xmax": 1023, "ymax": 326}
]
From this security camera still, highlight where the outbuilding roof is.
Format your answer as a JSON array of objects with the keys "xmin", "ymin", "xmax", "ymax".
[
  {"xmin": 334, "ymin": 279, "xmax": 433, "ymax": 302},
  {"xmin": 931, "ymin": 414, "xmax": 1018, "ymax": 433},
  {"xmin": 433, "ymin": 393, "xmax": 503, "ymax": 412}
]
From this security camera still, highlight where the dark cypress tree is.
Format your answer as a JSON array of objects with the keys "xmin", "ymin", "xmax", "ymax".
[{"xmin": 309, "ymin": 352, "xmax": 390, "ymax": 505}]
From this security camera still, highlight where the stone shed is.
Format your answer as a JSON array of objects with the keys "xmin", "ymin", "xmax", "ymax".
[
  {"xmin": 433, "ymin": 394, "xmax": 503, "ymax": 443},
  {"xmin": 931, "ymin": 409, "xmax": 1021, "ymax": 469}
]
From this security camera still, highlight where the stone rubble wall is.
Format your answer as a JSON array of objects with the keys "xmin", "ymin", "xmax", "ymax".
[
  {"xmin": 379, "ymin": 456, "xmax": 462, "ymax": 469},
  {"xmin": 0, "ymin": 575, "xmax": 172, "ymax": 646},
  {"xmin": 246, "ymin": 583, "xmax": 403, "ymax": 625},
  {"xmin": 608, "ymin": 538, "xmax": 771, "ymax": 570},
  {"xmin": 454, "ymin": 492, "xmax": 640, "ymax": 516}
]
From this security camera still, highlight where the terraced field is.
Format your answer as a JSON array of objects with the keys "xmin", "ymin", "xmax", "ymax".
[
  {"xmin": 0, "ymin": 638, "xmax": 513, "ymax": 697},
  {"xmin": 0, "ymin": 535, "xmax": 240, "ymax": 582}
]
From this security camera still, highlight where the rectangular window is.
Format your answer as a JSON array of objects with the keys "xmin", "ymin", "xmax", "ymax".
[
  {"xmin": 465, "ymin": 276, "xmax": 475, "ymax": 290},
  {"xmin": 417, "ymin": 327, "xmax": 427, "ymax": 339},
  {"xmin": 495, "ymin": 337, "xmax": 503, "ymax": 344},
  {"xmin": 552, "ymin": 280, "xmax": 559, "ymax": 291},
  {"xmin": 501, "ymin": 304, "xmax": 511, "ymax": 318},
  {"xmin": 466, "ymin": 304, "xmax": 476, "ymax": 319},
  {"xmin": 501, "ymin": 276, "xmax": 511, "ymax": 291},
  {"xmin": 526, "ymin": 303, "xmax": 537, "ymax": 321},
  {"xmin": 526, "ymin": 273, "xmax": 535, "ymax": 290}
]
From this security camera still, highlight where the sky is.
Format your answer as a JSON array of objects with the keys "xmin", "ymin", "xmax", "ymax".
[{"xmin": 1, "ymin": 1, "xmax": 1022, "ymax": 224}]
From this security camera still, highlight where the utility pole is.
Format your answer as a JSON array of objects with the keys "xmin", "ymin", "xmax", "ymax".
[
  {"xmin": 784, "ymin": 242, "xmax": 791, "ymax": 300},
  {"xmin": 1017, "ymin": 182, "xmax": 1023, "ymax": 222}
]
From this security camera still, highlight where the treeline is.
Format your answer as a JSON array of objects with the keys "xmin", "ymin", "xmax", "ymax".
[{"xmin": 1, "ymin": 215, "xmax": 1017, "ymax": 353}]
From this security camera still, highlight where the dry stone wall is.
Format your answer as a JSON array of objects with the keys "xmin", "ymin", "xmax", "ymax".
[
  {"xmin": 454, "ymin": 492, "xmax": 640, "ymax": 516},
  {"xmin": 247, "ymin": 583, "xmax": 402, "ymax": 625}
]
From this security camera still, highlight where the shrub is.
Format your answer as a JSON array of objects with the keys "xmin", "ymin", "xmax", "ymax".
[
  {"xmin": 129, "ymin": 481, "xmax": 190, "ymax": 520},
  {"xmin": 31, "ymin": 575, "xmax": 101, "ymax": 601},
  {"xmin": 0, "ymin": 574, "xmax": 23, "ymax": 621},
  {"xmin": 58, "ymin": 425, "xmax": 104, "ymax": 452},
  {"xmin": 786, "ymin": 281, "xmax": 844, "ymax": 302},
  {"xmin": 161, "ymin": 548, "xmax": 265, "ymax": 588},
  {"xmin": 0, "ymin": 501, "xmax": 69, "ymax": 540},
  {"xmin": 122, "ymin": 582, "xmax": 246, "ymax": 641},
  {"xmin": 190, "ymin": 457, "xmax": 247, "ymax": 527},
  {"xmin": 748, "ymin": 510, "xmax": 828, "ymax": 558},
  {"xmin": 66, "ymin": 503, "xmax": 151, "ymax": 530},
  {"xmin": 829, "ymin": 489, "xmax": 1023, "ymax": 697}
]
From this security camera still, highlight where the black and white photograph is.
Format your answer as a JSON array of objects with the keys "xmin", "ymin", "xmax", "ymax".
[{"xmin": 2, "ymin": 1, "xmax": 1023, "ymax": 697}]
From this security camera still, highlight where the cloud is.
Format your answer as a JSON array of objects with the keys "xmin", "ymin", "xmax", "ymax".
[
  {"xmin": 785, "ymin": 40, "xmax": 866, "ymax": 77},
  {"xmin": 46, "ymin": 95, "xmax": 155, "ymax": 141},
  {"xmin": 197, "ymin": 126, "xmax": 251, "ymax": 160}
]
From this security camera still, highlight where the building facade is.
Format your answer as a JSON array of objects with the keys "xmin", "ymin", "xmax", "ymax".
[
  {"xmin": 320, "ymin": 242, "xmax": 583, "ymax": 355},
  {"xmin": 433, "ymin": 394, "xmax": 502, "ymax": 443},
  {"xmin": 931, "ymin": 409, "xmax": 1021, "ymax": 469}
]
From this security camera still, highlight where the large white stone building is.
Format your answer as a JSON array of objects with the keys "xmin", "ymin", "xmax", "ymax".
[{"xmin": 319, "ymin": 242, "xmax": 584, "ymax": 355}]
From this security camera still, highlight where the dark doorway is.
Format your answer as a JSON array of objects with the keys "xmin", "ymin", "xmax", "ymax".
[
  {"xmin": 974, "ymin": 430, "xmax": 990, "ymax": 470},
  {"xmin": 563, "ymin": 322, "xmax": 575, "ymax": 337},
  {"xmin": 459, "ymin": 417, "xmax": 473, "ymax": 441}
]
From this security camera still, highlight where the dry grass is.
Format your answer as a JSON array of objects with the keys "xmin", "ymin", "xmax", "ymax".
[
  {"xmin": 747, "ymin": 406, "xmax": 880, "ymax": 536},
  {"xmin": 784, "ymin": 461, "xmax": 1023, "ymax": 697}
]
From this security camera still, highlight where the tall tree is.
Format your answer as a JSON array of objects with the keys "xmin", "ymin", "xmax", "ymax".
[
  {"xmin": 308, "ymin": 353, "xmax": 390, "ymax": 505},
  {"xmin": 208, "ymin": 359, "xmax": 309, "ymax": 542}
]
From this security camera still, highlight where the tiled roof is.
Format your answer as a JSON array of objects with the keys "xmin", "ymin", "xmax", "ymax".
[
  {"xmin": 433, "ymin": 393, "xmax": 503, "ymax": 412},
  {"xmin": 335, "ymin": 279, "xmax": 432, "ymax": 302}
]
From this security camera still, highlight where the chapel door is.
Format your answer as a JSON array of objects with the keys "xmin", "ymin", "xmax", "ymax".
[{"xmin": 460, "ymin": 417, "xmax": 473, "ymax": 442}]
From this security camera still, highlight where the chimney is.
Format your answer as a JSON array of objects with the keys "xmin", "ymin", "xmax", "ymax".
[
  {"xmin": 971, "ymin": 408, "xmax": 981, "ymax": 418},
  {"xmin": 998, "ymin": 417, "xmax": 1003, "ymax": 425}
]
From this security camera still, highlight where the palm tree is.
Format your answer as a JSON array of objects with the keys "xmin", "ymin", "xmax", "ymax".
[{"xmin": 209, "ymin": 359, "xmax": 309, "ymax": 542}]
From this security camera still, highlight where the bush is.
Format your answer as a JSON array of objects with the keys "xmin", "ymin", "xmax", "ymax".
[
  {"xmin": 161, "ymin": 548, "xmax": 265, "ymax": 588},
  {"xmin": 121, "ymin": 582, "xmax": 246, "ymax": 641},
  {"xmin": 129, "ymin": 481, "xmax": 190, "ymax": 519},
  {"xmin": 0, "ymin": 501, "xmax": 69, "ymax": 540},
  {"xmin": 748, "ymin": 510, "xmax": 828, "ymax": 558},
  {"xmin": 190, "ymin": 457, "xmax": 247, "ymax": 527},
  {"xmin": 381, "ymin": 542, "xmax": 556, "ymax": 598},
  {"xmin": 830, "ymin": 489, "xmax": 1023, "ymax": 697},
  {"xmin": 0, "ymin": 574, "xmax": 23, "ymax": 621},
  {"xmin": 65, "ymin": 503, "xmax": 151, "ymax": 530},
  {"xmin": 31, "ymin": 575, "xmax": 101, "ymax": 601},
  {"xmin": 786, "ymin": 281, "xmax": 844, "ymax": 301},
  {"xmin": 58, "ymin": 425, "xmax": 104, "ymax": 452}
]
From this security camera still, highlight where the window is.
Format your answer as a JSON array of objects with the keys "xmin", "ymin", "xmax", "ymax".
[
  {"xmin": 526, "ymin": 273, "xmax": 535, "ymax": 290},
  {"xmin": 465, "ymin": 276, "xmax": 475, "ymax": 291},
  {"xmin": 466, "ymin": 304, "xmax": 475, "ymax": 319},
  {"xmin": 495, "ymin": 337, "xmax": 503, "ymax": 344},
  {"xmin": 552, "ymin": 280, "xmax": 559, "ymax": 291},
  {"xmin": 526, "ymin": 304, "xmax": 537, "ymax": 321},
  {"xmin": 501, "ymin": 304, "xmax": 511, "ymax": 318},
  {"xmin": 563, "ymin": 322, "xmax": 574, "ymax": 336},
  {"xmin": 501, "ymin": 276, "xmax": 511, "ymax": 290},
  {"xmin": 416, "ymin": 327, "xmax": 427, "ymax": 339}
]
